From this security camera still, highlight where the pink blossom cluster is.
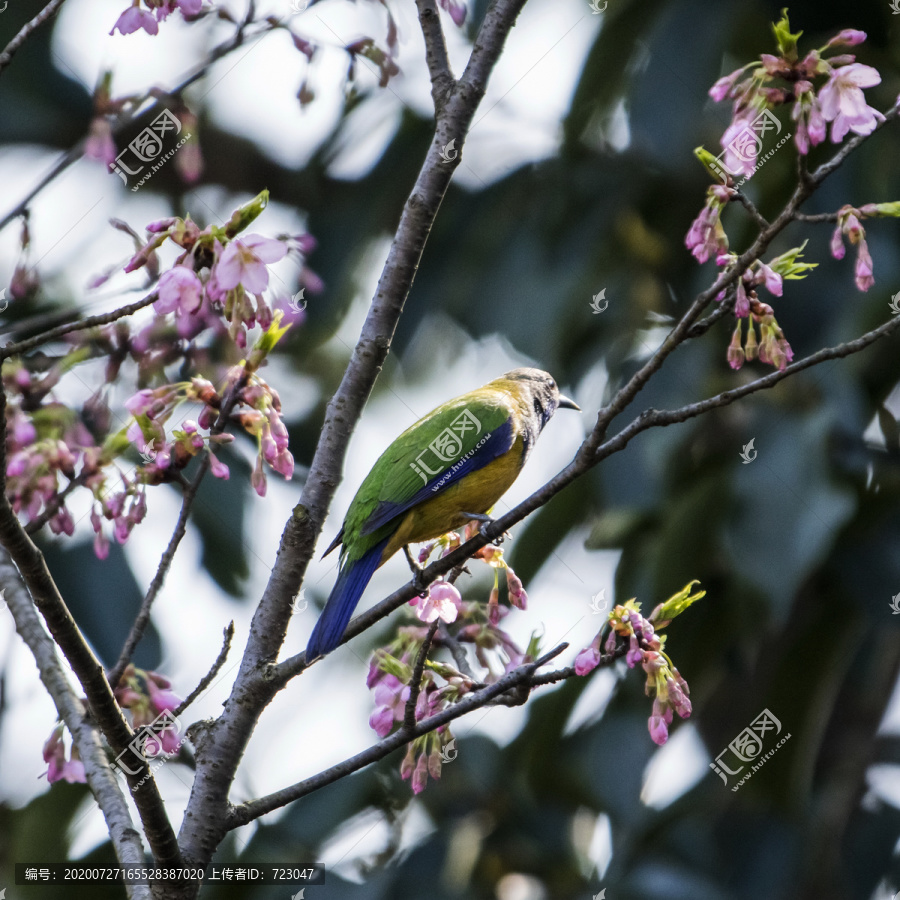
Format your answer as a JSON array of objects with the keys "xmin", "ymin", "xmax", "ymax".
[
  {"xmin": 111, "ymin": 0, "xmax": 204, "ymax": 37},
  {"xmin": 365, "ymin": 524, "xmax": 537, "ymax": 792},
  {"xmin": 42, "ymin": 665, "xmax": 182, "ymax": 785},
  {"xmin": 575, "ymin": 584, "xmax": 705, "ymax": 746},
  {"xmin": 114, "ymin": 664, "xmax": 183, "ymax": 756},
  {"xmin": 709, "ymin": 16, "xmax": 884, "ymax": 175}
]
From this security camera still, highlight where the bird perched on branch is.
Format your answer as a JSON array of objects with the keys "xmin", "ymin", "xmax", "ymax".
[{"xmin": 305, "ymin": 367, "xmax": 580, "ymax": 659}]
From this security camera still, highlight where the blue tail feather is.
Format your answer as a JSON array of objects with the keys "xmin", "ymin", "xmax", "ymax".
[{"xmin": 306, "ymin": 539, "xmax": 389, "ymax": 659}]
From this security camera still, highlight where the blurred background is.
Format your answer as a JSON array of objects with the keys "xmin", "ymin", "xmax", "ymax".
[{"xmin": 1, "ymin": 0, "xmax": 900, "ymax": 897}]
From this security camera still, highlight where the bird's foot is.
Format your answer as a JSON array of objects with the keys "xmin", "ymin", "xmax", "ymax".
[{"xmin": 461, "ymin": 512, "xmax": 507, "ymax": 545}]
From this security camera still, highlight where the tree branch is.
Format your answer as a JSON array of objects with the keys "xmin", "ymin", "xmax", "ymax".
[
  {"xmin": 415, "ymin": 0, "xmax": 455, "ymax": 112},
  {"xmin": 107, "ymin": 457, "xmax": 210, "ymax": 689},
  {"xmin": 403, "ymin": 619, "xmax": 439, "ymax": 731},
  {"xmin": 0, "ymin": 0, "xmax": 69, "ymax": 76},
  {"xmin": 0, "ymin": 548, "xmax": 152, "ymax": 900},
  {"xmin": 174, "ymin": 622, "xmax": 235, "ymax": 718},
  {"xmin": 176, "ymin": 0, "xmax": 532, "ymax": 869},
  {"xmin": 227, "ymin": 641, "xmax": 568, "ymax": 828},
  {"xmin": 1, "ymin": 291, "xmax": 158, "ymax": 359},
  {"xmin": 0, "ymin": 389, "xmax": 182, "ymax": 869}
]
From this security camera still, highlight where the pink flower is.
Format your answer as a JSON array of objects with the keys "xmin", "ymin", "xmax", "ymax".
[
  {"xmin": 791, "ymin": 81, "xmax": 827, "ymax": 155},
  {"xmin": 818, "ymin": 63, "xmax": 885, "ymax": 143},
  {"xmin": 720, "ymin": 112, "xmax": 759, "ymax": 178},
  {"xmin": 855, "ymin": 239, "xmax": 875, "ymax": 291},
  {"xmin": 208, "ymin": 451, "xmax": 230, "ymax": 479},
  {"xmin": 438, "ymin": 0, "xmax": 465, "ymax": 26},
  {"xmin": 155, "ymin": 267, "xmax": 203, "ymax": 317},
  {"xmin": 734, "ymin": 280, "xmax": 750, "ymax": 318},
  {"xmin": 369, "ymin": 676, "xmax": 409, "ymax": 737},
  {"xmin": 147, "ymin": 679, "xmax": 181, "ymax": 714},
  {"xmin": 830, "ymin": 223, "xmax": 846, "ymax": 260},
  {"xmin": 42, "ymin": 724, "xmax": 87, "ymax": 784},
  {"xmin": 214, "ymin": 235, "xmax": 287, "ymax": 294},
  {"xmin": 413, "ymin": 580, "xmax": 462, "ymax": 623},
  {"xmin": 84, "ymin": 118, "xmax": 116, "ymax": 167},
  {"xmin": 727, "ymin": 321, "xmax": 744, "ymax": 371},
  {"xmin": 574, "ymin": 647, "xmax": 600, "ymax": 676},
  {"xmin": 110, "ymin": 6, "xmax": 160, "ymax": 36},
  {"xmin": 826, "ymin": 29, "xmax": 867, "ymax": 48},
  {"xmin": 648, "ymin": 715, "xmax": 668, "ymax": 745},
  {"xmin": 411, "ymin": 754, "xmax": 429, "ymax": 794},
  {"xmin": 369, "ymin": 705, "xmax": 395, "ymax": 738}
]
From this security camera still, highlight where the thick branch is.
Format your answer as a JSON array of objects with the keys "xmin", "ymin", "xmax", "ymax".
[
  {"xmin": 0, "ymin": 549, "xmax": 151, "ymax": 900},
  {"xmin": 0, "ymin": 390, "xmax": 182, "ymax": 868},
  {"xmin": 0, "ymin": 0, "xmax": 69, "ymax": 75},
  {"xmin": 177, "ymin": 0, "xmax": 531, "ymax": 869}
]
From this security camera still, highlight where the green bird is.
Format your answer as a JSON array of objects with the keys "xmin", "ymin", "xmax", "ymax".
[{"xmin": 306, "ymin": 367, "xmax": 580, "ymax": 659}]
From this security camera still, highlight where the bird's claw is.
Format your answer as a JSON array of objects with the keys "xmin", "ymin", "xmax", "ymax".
[{"xmin": 462, "ymin": 512, "xmax": 506, "ymax": 545}]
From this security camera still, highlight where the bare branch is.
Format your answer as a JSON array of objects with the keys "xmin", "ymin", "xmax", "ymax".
[
  {"xmin": 174, "ymin": 622, "xmax": 235, "ymax": 718},
  {"xmin": 0, "ymin": 0, "xmax": 69, "ymax": 76},
  {"xmin": 403, "ymin": 619, "xmax": 439, "ymax": 732},
  {"xmin": 177, "ymin": 0, "xmax": 534, "ymax": 866},
  {"xmin": 228, "ymin": 642, "xmax": 569, "ymax": 828},
  {"xmin": 1, "ymin": 291, "xmax": 158, "ymax": 359},
  {"xmin": 107, "ymin": 457, "xmax": 210, "ymax": 689},
  {"xmin": 415, "ymin": 0, "xmax": 455, "ymax": 111}
]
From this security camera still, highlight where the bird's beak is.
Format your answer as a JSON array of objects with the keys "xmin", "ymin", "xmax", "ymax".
[{"xmin": 557, "ymin": 394, "xmax": 581, "ymax": 411}]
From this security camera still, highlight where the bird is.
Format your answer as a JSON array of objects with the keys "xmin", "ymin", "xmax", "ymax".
[{"xmin": 305, "ymin": 367, "xmax": 581, "ymax": 660}]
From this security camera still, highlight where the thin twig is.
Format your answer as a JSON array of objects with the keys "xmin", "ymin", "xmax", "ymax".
[
  {"xmin": 732, "ymin": 190, "xmax": 769, "ymax": 229},
  {"xmin": 403, "ymin": 619, "xmax": 439, "ymax": 731},
  {"xmin": 228, "ymin": 642, "xmax": 568, "ymax": 828},
  {"xmin": 1, "ymin": 291, "xmax": 158, "ymax": 359},
  {"xmin": 107, "ymin": 456, "xmax": 211, "ymax": 689},
  {"xmin": 0, "ymin": 0, "xmax": 69, "ymax": 75},
  {"xmin": 24, "ymin": 470, "xmax": 91, "ymax": 534},
  {"xmin": 415, "ymin": 0, "xmax": 455, "ymax": 111},
  {"xmin": 174, "ymin": 622, "xmax": 235, "ymax": 717}
]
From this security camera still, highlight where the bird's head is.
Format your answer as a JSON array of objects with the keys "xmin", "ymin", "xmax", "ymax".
[{"xmin": 496, "ymin": 367, "xmax": 580, "ymax": 428}]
